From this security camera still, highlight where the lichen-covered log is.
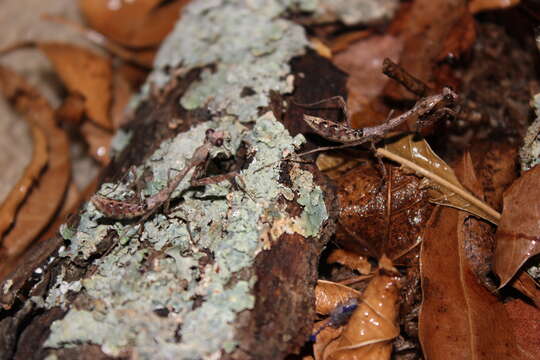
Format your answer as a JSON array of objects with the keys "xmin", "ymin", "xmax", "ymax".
[{"xmin": 0, "ymin": 1, "xmax": 358, "ymax": 359}]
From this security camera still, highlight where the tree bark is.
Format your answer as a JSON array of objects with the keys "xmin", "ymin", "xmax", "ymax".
[{"xmin": 0, "ymin": 2, "xmax": 350, "ymax": 359}]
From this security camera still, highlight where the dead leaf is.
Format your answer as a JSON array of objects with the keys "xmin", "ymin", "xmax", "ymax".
[
  {"xmin": 56, "ymin": 92, "xmax": 86, "ymax": 126},
  {"xmin": 493, "ymin": 165, "xmax": 540, "ymax": 287},
  {"xmin": 315, "ymin": 280, "xmax": 362, "ymax": 316},
  {"xmin": 79, "ymin": 0, "xmax": 188, "ymax": 48},
  {"xmin": 385, "ymin": 0, "xmax": 473, "ymax": 100},
  {"xmin": 327, "ymin": 249, "xmax": 371, "ymax": 275},
  {"xmin": 511, "ymin": 271, "xmax": 540, "ymax": 308},
  {"xmin": 419, "ymin": 155, "xmax": 521, "ymax": 359},
  {"xmin": 471, "ymin": 140, "xmax": 519, "ymax": 211},
  {"xmin": 318, "ymin": 256, "xmax": 401, "ymax": 360},
  {"xmin": 0, "ymin": 124, "xmax": 48, "ymax": 237},
  {"xmin": 0, "ymin": 66, "xmax": 71, "ymax": 258},
  {"xmin": 39, "ymin": 42, "xmax": 113, "ymax": 130},
  {"xmin": 505, "ymin": 298, "xmax": 540, "ymax": 359},
  {"xmin": 336, "ymin": 162, "xmax": 432, "ymax": 264},
  {"xmin": 80, "ymin": 122, "xmax": 112, "ymax": 166},
  {"xmin": 333, "ymin": 34, "xmax": 402, "ymax": 123},
  {"xmin": 316, "ymin": 153, "xmax": 365, "ymax": 181},
  {"xmin": 469, "ymin": 0, "xmax": 520, "ymax": 14},
  {"xmin": 313, "ymin": 322, "xmax": 343, "ymax": 360},
  {"xmin": 111, "ymin": 70, "xmax": 135, "ymax": 129},
  {"xmin": 380, "ymin": 134, "xmax": 500, "ymax": 224}
]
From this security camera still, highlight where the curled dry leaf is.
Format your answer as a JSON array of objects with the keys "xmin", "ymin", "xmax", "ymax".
[
  {"xmin": 494, "ymin": 165, "xmax": 540, "ymax": 288},
  {"xmin": 0, "ymin": 125, "xmax": 48, "ymax": 238},
  {"xmin": 336, "ymin": 162, "xmax": 432, "ymax": 265},
  {"xmin": 55, "ymin": 92, "xmax": 86, "ymax": 126},
  {"xmin": 316, "ymin": 153, "xmax": 365, "ymax": 181},
  {"xmin": 469, "ymin": 0, "xmax": 520, "ymax": 14},
  {"xmin": 316, "ymin": 256, "xmax": 401, "ymax": 360},
  {"xmin": 79, "ymin": 0, "xmax": 188, "ymax": 48},
  {"xmin": 315, "ymin": 280, "xmax": 362, "ymax": 316},
  {"xmin": 511, "ymin": 272, "xmax": 540, "ymax": 308},
  {"xmin": 0, "ymin": 66, "xmax": 70, "ymax": 258},
  {"xmin": 327, "ymin": 249, "xmax": 371, "ymax": 275},
  {"xmin": 419, "ymin": 155, "xmax": 521, "ymax": 359},
  {"xmin": 38, "ymin": 42, "xmax": 113, "ymax": 130},
  {"xmin": 380, "ymin": 134, "xmax": 500, "ymax": 224},
  {"xmin": 80, "ymin": 122, "xmax": 112, "ymax": 166}
]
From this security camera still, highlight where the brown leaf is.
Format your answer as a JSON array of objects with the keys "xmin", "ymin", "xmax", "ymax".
[
  {"xmin": 55, "ymin": 92, "xmax": 86, "ymax": 126},
  {"xmin": 0, "ymin": 66, "xmax": 71, "ymax": 258},
  {"xmin": 313, "ymin": 322, "xmax": 343, "ymax": 360},
  {"xmin": 80, "ymin": 122, "xmax": 112, "ymax": 166},
  {"xmin": 494, "ymin": 165, "xmax": 540, "ymax": 287},
  {"xmin": 111, "ymin": 70, "xmax": 135, "ymax": 129},
  {"xmin": 505, "ymin": 298, "xmax": 540, "ymax": 359},
  {"xmin": 469, "ymin": 0, "xmax": 520, "ymax": 14},
  {"xmin": 315, "ymin": 280, "xmax": 362, "ymax": 316},
  {"xmin": 327, "ymin": 249, "xmax": 371, "ymax": 275},
  {"xmin": 79, "ymin": 0, "xmax": 189, "ymax": 48},
  {"xmin": 333, "ymin": 34, "xmax": 402, "ymax": 124},
  {"xmin": 0, "ymin": 124, "xmax": 48, "ymax": 237},
  {"xmin": 471, "ymin": 140, "xmax": 519, "ymax": 211},
  {"xmin": 511, "ymin": 271, "xmax": 540, "ymax": 308},
  {"xmin": 39, "ymin": 42, "xmax": 113, "ymax": 130},
  {"xmin": 316, "ymin": 153, "xmax": 365, "ymax": 181},
  {"xmin": 419, "ymin": 155, "xmax": 521, "ymax": 359},
  {"xmin": 380, "ymin": 134, "xmax": 500, "ymax": 224},
  {"xmin": 319, "ymin": 257, "xmax": 401, "ymax": 360},
  {"xmin": 336, "ymin": 162, "xmax": 432, "ymax": 264},
  {"xmin": 385, "ymin": 0, "xmax": 473, "ymax": 100}
]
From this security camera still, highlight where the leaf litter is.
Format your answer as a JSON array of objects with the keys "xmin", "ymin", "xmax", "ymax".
[{"xmin": 1, "ymin": 0, "xmax": 540, "ymax": 359}]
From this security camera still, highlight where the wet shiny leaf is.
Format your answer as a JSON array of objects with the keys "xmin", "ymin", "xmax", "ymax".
[
  {"xmin": 494, "ymin": 165, "xmax": 540, "ymax": 287},
  {"xmin": 381, "ymin": 134, "xmax": 500, "ymax": 224}
]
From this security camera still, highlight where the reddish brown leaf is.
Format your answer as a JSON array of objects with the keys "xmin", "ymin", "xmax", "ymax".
[
  {"xmin": 336, "ymin": 163, "xmax": 432, "ymax": 265},
  {"xmin": 111, "ymin": 70, "xmax": 135, "ymax": 129},
  {"xmin": 79, "ymin": 0, "xmax": 189, "ymax": 48},
  {"xmin": 511, "ymin": 271, "xmax": 540, "ymax": 308},
  {"xmin": 505, "ymin": 298, "xmax": 540, "ymax": 359},
  {"xmin": 317, "ymin": 257, "xmax": 401, "ymax": 360},
  {"xmin": 419, "ymin": 154, "xmax": 521, "ymax": 359},
  {"xmin": 0, "ymin": 124, "xmax": 48, "ymax": 238},
  {"xmin": 494, "ymin": 165, "xmax": 540, "ymax": 287},
  {"xmin": 327, "ymin": 249, "xmax": 371, "ymax": 275},
  {"xmin": 385, "ymin": 0, "xmax": 473, "ymax": 100},
  {"xmin": 315, "ymin": 280, "xmax": 362, "ymax": 316},
  {"xmin": 0, "ymin": 66, "xmax": 71, "ymax": 259},
  {"xmin": 56, "ymin": 92, "xmax": 86, "ymax": 126},
  {"xmin": 39, "ymin": 42, "xmax": 113, "ymax": 130},
  {"xmin": 471, "ymin": 140, "xmax": 519, "ymax": 211},
  {"xmin": 469, "ymin": 0, "xmax": 520, "ymax": 14},
  {"xmin": 333, "ymin": 34, "xmax": 402, "ymax": 124}
]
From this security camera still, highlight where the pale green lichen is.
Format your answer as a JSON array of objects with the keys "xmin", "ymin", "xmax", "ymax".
[
  {"xmin": 43, "ymin": 0, "xmax": 328, "ymax": 358},
  {"xmin": 150, "ymin": 0, "xmax": 308, "ymax": 123},
  {"xmin": 312, "ymin": 0, "xmax": 398, "ymax": 25},
  {"xmin": 520, "ymin": 93, "xmax": 540, "ymax": 171},
  {"xmin": 110, "ymin": 129, "xmax": 133, "ymax": 157}
]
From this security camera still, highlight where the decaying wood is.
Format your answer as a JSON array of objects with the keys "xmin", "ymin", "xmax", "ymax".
[{"xmin": 0, "ymin": 33, "xmax": 344, "ymax": 360}]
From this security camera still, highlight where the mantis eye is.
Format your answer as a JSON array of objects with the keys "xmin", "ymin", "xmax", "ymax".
[
  {"xmin": 205, "ymin": 128, "xmax": 215, "ymax": 137},
  {"xmin": 215, "ymin": 138, "xmax": 224, "ymax": 147}
]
